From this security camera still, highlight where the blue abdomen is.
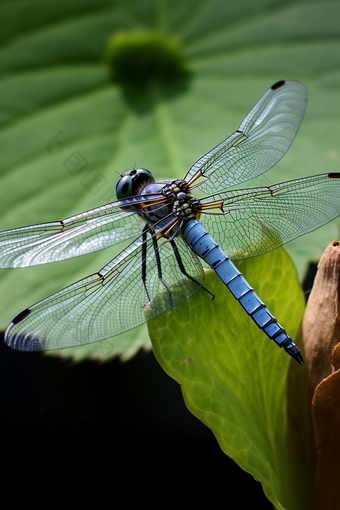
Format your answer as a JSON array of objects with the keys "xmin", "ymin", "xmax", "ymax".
[{"xmin": 182, "ymin": 219, "xmax": 303, "ymax": 364}]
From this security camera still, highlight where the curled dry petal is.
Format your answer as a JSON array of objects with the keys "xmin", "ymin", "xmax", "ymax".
[
  {"xmin": 303, "ymin": 241, "xmax": 340, "ymax": 396},
  {"xmin": 301, "ymin": 241, "xmax": 340, "ymax": 510},
  {"xmin": 312, "ymin": 344, "xmax": 340, "ymax": 510}
]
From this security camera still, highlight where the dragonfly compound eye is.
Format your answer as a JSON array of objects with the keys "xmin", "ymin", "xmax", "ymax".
[{"xmin": 116, "ymin": 168, "xmax": 155, "ymax": 199}]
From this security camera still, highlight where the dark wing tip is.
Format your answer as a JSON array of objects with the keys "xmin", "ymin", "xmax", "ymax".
[
  {"xmin": 328, "ymin": 173, "xmax": 340, "ymax": 178},
  {"xmin": 4, "ymin": 308, "xmax": 43, "ymax": 352},
  {"xmin": 4, "ymin": 329, "xmax": 43, "ymax": 352},
  {"xmin": 271, "ymin": 80, "xmax": 286, "ymax": 90}
]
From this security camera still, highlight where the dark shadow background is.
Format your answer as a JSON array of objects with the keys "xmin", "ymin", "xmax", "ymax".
[{"xmin": 1, "ymin": 334, "xmax": 273, "ymax": 507}]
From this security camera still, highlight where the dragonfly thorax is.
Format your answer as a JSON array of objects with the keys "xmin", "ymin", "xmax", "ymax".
[{"xmin": 141, "ymin": 179, "xmax": 201, "ymax": 229}]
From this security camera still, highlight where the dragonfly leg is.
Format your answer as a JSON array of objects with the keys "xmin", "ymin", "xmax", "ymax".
[
  {"xmin": 142, "ymin": 225, "xmax": 174, "ymax": 306},
  {"xmin": 142, "ymin": 226, "xmax": 151, "ymax": 302},
  {"xmin": 170, "ymin": 239, "xmax": 215, "ymax": 299}
]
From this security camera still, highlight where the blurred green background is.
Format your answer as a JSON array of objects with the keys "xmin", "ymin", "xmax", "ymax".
[{"xmin": 1, "ymin": 0, "xmax": 340, "ymax": 361}]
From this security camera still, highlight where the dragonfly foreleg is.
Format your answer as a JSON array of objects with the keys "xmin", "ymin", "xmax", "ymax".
[
  {"xmin": 142, "ymin": 225, "xmax": 174, "ymax": 307},
  {"xmin": 170, "ymin": 239, "xmax": 215, "ymax": 300}
]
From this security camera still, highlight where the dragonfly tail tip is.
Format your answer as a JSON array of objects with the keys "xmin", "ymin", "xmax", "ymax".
[
  {"xmin": 294, "ymin": 352, "xmax": 304, "ymax": 365},
  {"xmin": 288, "ymin": 347, "xmax": 304, "ymax": 365},
  {"xmin": 282, "ymin": 340, "xmax": 304, "ymax": 365}
]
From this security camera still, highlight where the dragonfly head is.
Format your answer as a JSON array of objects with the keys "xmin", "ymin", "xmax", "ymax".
[{"xmin": 116, "ymin": 168, "xmax": 155, "ymax": 199}]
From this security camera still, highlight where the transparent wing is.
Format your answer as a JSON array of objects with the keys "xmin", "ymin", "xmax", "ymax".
[
  {"xmin": 0, "ymin": 196, "xmax": 153, "ymax": 268},
  {"xmin": 183, "ymin": 80, "xmax": 308, "ymax": 193},
  {"xmin": 5, "ymin": 233, "xmax": 204, "ymax": 351},
  {"xmin": 200, "ymin": 173, "xmax": 340, "ymax": 260}
]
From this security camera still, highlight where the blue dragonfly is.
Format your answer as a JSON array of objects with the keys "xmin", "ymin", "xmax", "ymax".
[{"xmin": 2, "ymin": 79, "xmax": 340, "ymax": 364}]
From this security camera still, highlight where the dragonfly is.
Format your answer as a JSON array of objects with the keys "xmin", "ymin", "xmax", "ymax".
[{"xmin": 2, "ymin": 79, "xmax": 340, "ymax": 364}]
